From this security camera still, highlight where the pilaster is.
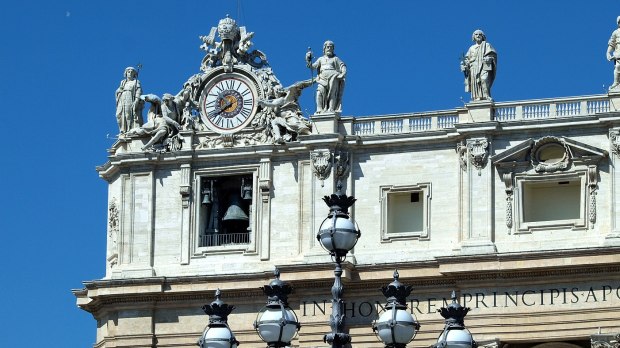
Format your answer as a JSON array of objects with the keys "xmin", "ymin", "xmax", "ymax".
[{"xmin": 458, "ymin": 137, "xmax": 496, "ymax": 254}]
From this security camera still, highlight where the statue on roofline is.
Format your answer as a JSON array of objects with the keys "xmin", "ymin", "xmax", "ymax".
[
  {"xmin": 306, "ymin": 40, "xmax": 346, "ymax": 114},
  {"xmin": 115, "ymin": 66, "xmax": 143, "ymax": 134},
  {"xmin": 607, "ymin": 16, "xmax": 620, "ymax": 91},
  {"xmin": 461, "ymin": 29, "xmax": 497, "ymax": 102}
]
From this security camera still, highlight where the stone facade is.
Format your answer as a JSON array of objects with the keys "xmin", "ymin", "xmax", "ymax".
[{"xmin": 75, "ymin": 16, "xmax": 620, "ymax": 348}]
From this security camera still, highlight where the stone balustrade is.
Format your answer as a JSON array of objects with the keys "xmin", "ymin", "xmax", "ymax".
[{"xmin": 350, "ymin": 94, "xmax": 613, "ymax": 136}]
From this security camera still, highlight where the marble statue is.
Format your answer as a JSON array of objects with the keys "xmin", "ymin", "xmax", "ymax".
[
  {"xmin": 115, "ymin": 67, "xmax": 142, "ymax": 133},
  {"xmin": 306, "ymin": 41, "xmax": 346, "ymax": 114},
  {"xmin": 608, "ymin": 16, "xmax": 620, "ymax": 91},
  {"xmin": 259, "ymin": 79, "xmax": 313, "ymax": 144},
  {"xmin": 461, "ymin": 30, "xmax": 497, "ymax": 101},
  {"xmin": 126, "ymin": 94, "xmax": 181, "ymax": 151}
]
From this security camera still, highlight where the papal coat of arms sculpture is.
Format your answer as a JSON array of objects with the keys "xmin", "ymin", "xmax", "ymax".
[{"xmin": 113, "ymin": 16, "xmax": 346, "ymax": 152}]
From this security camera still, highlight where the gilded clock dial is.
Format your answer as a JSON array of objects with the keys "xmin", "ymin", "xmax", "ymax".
[{"xmin": 200, "ymin": 75, "xmax": 257, "ymax": 133}]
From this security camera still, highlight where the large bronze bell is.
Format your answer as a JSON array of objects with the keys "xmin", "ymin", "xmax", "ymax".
[{"xmin": 222, "ymin": 195, "xmax": 249, "ymax": 221}]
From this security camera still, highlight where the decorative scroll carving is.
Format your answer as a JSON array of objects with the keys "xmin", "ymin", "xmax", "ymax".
[
  {"xmin": 107, "ymin": 198, "xmax": 119, "ymax": 267},
  {"xmin": 531, "ymin": 136, "xmax": 570, "ymax": 173},
  {"xmin": 311, "ymin": 150, "xmax": 333, "ymax": 187},
  {"xmin": 467, "ymin": 138, "xmax": 489, "ymax": 174},
  {"xmin": 180, "ymin": 164, "xmax": 191, "ymax": 208},
  {"xmin": 502, "ymin": 173, "xmax": 514, "ymax": 230},
  {"xmin": 334, "ymin": 151, "xmax": 350, "ymax": 182},
  {"xmin": 456, "ymin": 141, "xmax": 468, "ymax": 171},
  {"xmin": 610, "ymin": 128, "xmax": 620, "ymax": 157},
  {"xmin": 589, "ymin": 165, "xmax": 598, "ymax": 224},
  {"xmin": 259, "ymin": 158, "xmax": 272, "ymax": 203}
]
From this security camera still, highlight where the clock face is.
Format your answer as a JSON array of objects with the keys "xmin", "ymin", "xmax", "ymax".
[{"xmin": 199, "ymin": 74, "xmax": 258, "ymax": 134}]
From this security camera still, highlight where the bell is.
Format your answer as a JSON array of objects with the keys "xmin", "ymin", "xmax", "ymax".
[
  {"xmin": 241, "ymin": 178, "xmax": 252, "ymax": 201},
  {"xmin": 201, "ymin": 190, "xmax": 212, "ymax": 205},
  {"xmin": 222, "ymin": 195, "xmax": 249, "ymax": 221}
]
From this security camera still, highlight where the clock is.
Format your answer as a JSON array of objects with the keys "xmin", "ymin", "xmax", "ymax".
[{"xmin": 199, "ymin": 72, "xmax": 259, "ymax": 134}]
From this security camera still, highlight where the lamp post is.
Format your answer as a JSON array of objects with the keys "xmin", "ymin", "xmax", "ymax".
[
  {"xmin": 316, "ymin": 184, "xmax": 361, "ymax": 348},
  {"xmin": 433, "ymin": 291, "xmax": 477, "ymax": 348},
  {"xmin": 254, "ymin": 268, "xmax": 301, "ymax": 347},
  {"xmin": 372, "ymin": 270, "xmax": 420, "ymax": 348},
  {"xmin": 198, "ymin": 289, "xmax": 239, "ymax": 348}
]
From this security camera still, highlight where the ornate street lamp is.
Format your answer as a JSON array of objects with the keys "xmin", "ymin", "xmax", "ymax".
[
  {"xmin": 372, "ymin": 270, "xmax": 420, "ymax": 348},
  {"xmin": 316, "ymin": 184, "xmax": 361, "ymax": 348},
  {"xmin": 254, "ymin": 268, "xmax": 301, "ymax": 347},
  {"xmin": 433, "ymin": 291, "xmax": 477, "ymax": 348},
  {"xmin": 198, "ymin": 289, "xmax": 239, "ymax": 348}
]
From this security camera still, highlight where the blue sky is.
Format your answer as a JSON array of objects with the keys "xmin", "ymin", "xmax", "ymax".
[{"xmin": 0, "ymin": 1, "xmax": 617, "ymax": 346}]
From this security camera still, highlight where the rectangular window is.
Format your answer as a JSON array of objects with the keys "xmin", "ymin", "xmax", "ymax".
[
  {"xmin": 514, "ymin": 172, "xmax": 587, "ymax": 233},
  {"xmin": 380, "ymin": 183, "xmax": 431, "ymax": 242},
  {"xmin": 198, "ymin": 174, "xmax": 253, "ymax": 247},
  {"xmin": 522, "ymin": 180, "xmax": 580, "ymax": 222}
]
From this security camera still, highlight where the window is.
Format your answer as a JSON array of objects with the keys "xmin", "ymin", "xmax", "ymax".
[
  {"xmin": 522, "ymin": 180, "xmax": 580, "ymax": 222},
  {"xmin": 198, "ymin": 174, "xmax": 253, "ymax": 247},
  {"xmin": 380, "ymin": 183, "xmax": 431, "ymax": 242},
  {"xmin": 514, "ymin": 173, "xmax": 587, "ymax": 233}
]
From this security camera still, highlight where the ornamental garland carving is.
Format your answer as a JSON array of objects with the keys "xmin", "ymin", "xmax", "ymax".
[
  {"xmin": 334, "ymin": 151, "xmax": 350, "ymax": 182},
  {"xmin": 107, "ymin": 198, "xmax": 119, "ymax": 267},
  {"xmin": 456, "ymin": 141, "xmax": 468, "ymax": 171},
  {"xmin": 502, "ymin": 173, "xmax": 514, "ymax": 230},
  {"xmin": 610, "ymin": 128, "xmax": 620, "ymax": 158},
  {"xmin": 589, "ymin": 165, "xmax": 598, "ymax": 224}
]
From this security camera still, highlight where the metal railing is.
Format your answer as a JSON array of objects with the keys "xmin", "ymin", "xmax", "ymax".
[
  {"xmin": 200, "ymin": 232, "xmax": 250, "ymax": 247},
  {"xmin": 350, "ymin": 94, "xmax": 612, "ymax": 136}
]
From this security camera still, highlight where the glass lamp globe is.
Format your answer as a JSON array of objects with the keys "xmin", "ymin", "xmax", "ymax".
[
  {"xmin": 318, "ymin": 214, "xmax": 359, "ymax": 255},
  {"xmin": 199, "ymin": 326, "xmax": 238, "ymax": 348},
  {"xmin": 256, "ymin": 307, "xmax": 299, "ymax": 345},
  {"xmin": 437, "ymin": 327, "xmax": 474, "ymax": 348},
  {"xmin": 375, "ymin": 307, "xmax": 418, "ymax": 345}
]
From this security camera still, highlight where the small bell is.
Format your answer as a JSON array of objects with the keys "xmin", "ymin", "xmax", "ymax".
[
  {"xmin": 201, "ymin": 181, "xmax": 213, "ymax": 205},
  {"xmin": 241, "ymin": 178, "xmax": 252, "ymax": 201}
]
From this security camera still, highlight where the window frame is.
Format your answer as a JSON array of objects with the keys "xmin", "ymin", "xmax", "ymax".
[
  {"xmin": 379, "ymin": 182, "xmax": 431, "ymax": 242},
  {"xmin": 192, "ymin": 165, "xmax": 260, "ymax": 256}
]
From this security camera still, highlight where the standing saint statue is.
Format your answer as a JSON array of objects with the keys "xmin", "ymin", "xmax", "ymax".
[
  {"xmin": 607, "ymin": 16, "xmax": 620, "ymax": 91},
  {"xmin": 461, "ymin": 30, "xmax": 497, "ymax": 101},
  {"xmin": 306, "ymin": 41, "xmax": 346, "ymax": 114},
  {"xmin": 115, "ymin": 67, "xmax": 143, "ymax": 134}
]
